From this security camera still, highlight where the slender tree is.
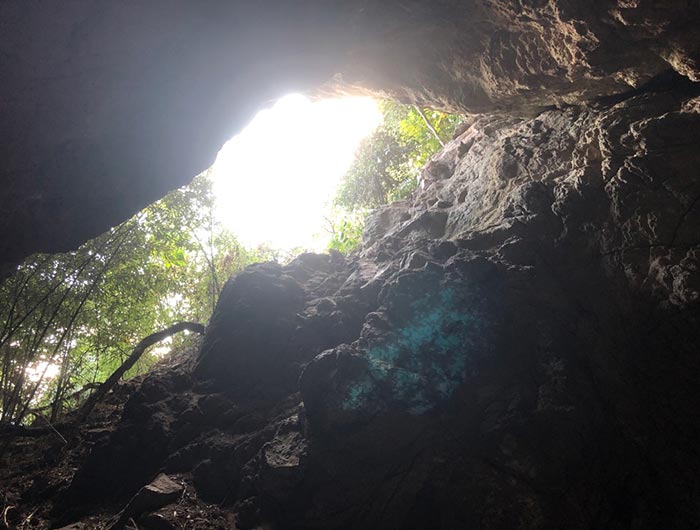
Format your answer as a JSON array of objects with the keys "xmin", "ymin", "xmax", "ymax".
[{"xmin": 0, "ymin": 171, "xmax": 258, "ymax": 427}]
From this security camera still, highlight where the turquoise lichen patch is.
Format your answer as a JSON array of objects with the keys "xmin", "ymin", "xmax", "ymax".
[
  {"xmin": 342, "ymin": 285, "xmax": 482, "ymax": 414},
  {"xmin": 344, "ymin": 379, "xmax": 376, "ymax": 410}
]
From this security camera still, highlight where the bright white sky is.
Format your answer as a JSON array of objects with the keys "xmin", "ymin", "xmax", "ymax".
[{"xmin": 210, "ymin": 94, "xmax": 382, "ymax": 251}]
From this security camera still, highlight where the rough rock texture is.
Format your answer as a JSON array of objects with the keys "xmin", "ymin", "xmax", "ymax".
[
  {"xmin": 2, "ymin": 1, "xmax": 700, "ymax": 275},
  {"xmin": 291, "ymin": 77, "xmax": 700, "ymax": 529},
  {"xmin": 105, "ymin": 473, "xmax": 183, "ymax": 530},
  {"xmin": 3, "ymin": 3, "xmax": 700, "ymax": 528},
  {"xmin": 4, "ymin": 75, "xmax": 700, "ymax": 529}
]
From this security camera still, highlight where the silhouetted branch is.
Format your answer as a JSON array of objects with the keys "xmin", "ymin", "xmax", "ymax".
[{"xmin": 76, "ymin": 321, "xmax": 205, "ymax": 422}]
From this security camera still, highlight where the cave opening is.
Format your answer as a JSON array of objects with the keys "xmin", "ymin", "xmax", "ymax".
[
  {"xmin": 0, "ymin": 87, "xmax": 463, "ymax": 436},
  {"xmin": 209, "ymin": 93, "xmax": 381, "ymax": 251},
  {"xmin": 2, "ymin": 2, "xmax": 700, "ymax": 528}
]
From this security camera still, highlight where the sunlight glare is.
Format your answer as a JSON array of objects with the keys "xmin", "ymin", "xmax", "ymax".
[
  {"xmin": 210, "ymin": 94, "xmax": 381, "ymax": 251},
  {"xmin": 26, "ymin": 361, "xmax": 60, "ymax": 382}
]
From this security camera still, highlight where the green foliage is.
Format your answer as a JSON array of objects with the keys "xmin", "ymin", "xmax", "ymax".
[
  {"xmin": 0, "ymin": 171, "xmax": 258, "ymax": 425},
  {"xmin": 329, "ymin": 101, "xmax": 461, "ymax": 253},
  {"xmin": 327, "ymin": 208, "xmax": 368, "ymax": 254},
  {"xmin": 335, "ymin": 101, "xmax": 461, "ymax": 210}
]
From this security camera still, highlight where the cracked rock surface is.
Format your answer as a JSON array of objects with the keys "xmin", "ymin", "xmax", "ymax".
[{"xmin": 3, "ymin": 76, "xmax": 700, "ymax": 529}]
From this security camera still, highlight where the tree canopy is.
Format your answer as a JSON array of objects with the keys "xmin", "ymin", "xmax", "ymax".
[{"xmin": 0, "ymin": 172, "xmax": 263, "ymax": 427}]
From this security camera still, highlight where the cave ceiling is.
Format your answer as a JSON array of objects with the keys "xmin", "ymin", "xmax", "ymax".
[{"xmin": 1, "ymin": 0, "xmax": 698, "ymax": 273}]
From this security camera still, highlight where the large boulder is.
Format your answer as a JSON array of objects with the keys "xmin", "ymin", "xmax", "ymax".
[{"xmin": 194, "ymin": 263, "xmax": 306, "ymax": 400}]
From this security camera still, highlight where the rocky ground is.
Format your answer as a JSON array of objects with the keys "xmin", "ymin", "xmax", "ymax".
[{"xmin": 2, "ymin": 73, "xmax": 700, "ymax": 529}]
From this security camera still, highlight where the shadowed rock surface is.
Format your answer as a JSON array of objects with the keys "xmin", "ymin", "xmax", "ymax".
[
  {"xmin": 2, "ymin": 2, "xmax": 700, "ymax": 529},
  {"xmin": 3, "ymin": 74, "xmax": 699, "ymax": 529},
  {"xmin": 1, "ymin": 1, "xmax": 700, "ymax": 275}
]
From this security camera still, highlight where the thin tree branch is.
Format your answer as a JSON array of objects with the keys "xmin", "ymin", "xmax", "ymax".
[
  {"xmin": 27, "ymin": 383, "xmax": 101, "ymax": 416},
  {"xmin": 76, "ymin": 321, "xmax": 205, "ymax": 422},
  {"xmin": 413, "ymin": 105, "xmax": 445, "ymax": 147},
  {"xmin": 14, "ymin": 225, "xmax": 134, "ymax": 426}
]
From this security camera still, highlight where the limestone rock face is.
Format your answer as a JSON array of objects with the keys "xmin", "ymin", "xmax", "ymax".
[
  {"xmin": 3, "ymin": 3, "xmax": 700, "ymax": 529},
  {"xmin": 33, "ymin": 78, "xmax": 700, "ymax": 530},
  {"xmin": 1, "ymin": 1, "xmax": 699, "ymax": 274},
  {"xmin": 291, "ymin": 78, "xmax": 700, "ymax": 529}
]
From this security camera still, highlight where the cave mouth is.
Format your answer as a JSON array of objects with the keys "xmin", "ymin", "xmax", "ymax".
[
  {"xmin": 2, "ymin": 1, "xmax": 700, "ymax": 527},
  {"xmin": 208, "ymin": 93, "xmax": 381, "ymax": 252},
  {"xmin": 0, "ymin": 91, "xmax": 464, "ymax": 432}
]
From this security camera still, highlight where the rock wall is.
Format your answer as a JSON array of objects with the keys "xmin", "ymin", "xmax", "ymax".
[
  {"xmin": 3, "ymin": 2, "xmax": 700, "ymax": 528},
  {"xmin": 2, "ymin": 1, "xmax": 699, "ymax": 274},
  {"xmin": 34, "ymin": 74, "xmax": 700, "ymax": 530}
]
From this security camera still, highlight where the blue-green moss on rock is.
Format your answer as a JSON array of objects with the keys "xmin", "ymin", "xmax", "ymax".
[{"xmin": 342, "ymin": 286, "xmax": 483, "ymax": 415}]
